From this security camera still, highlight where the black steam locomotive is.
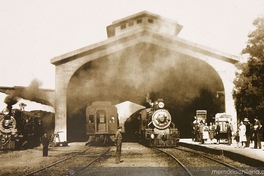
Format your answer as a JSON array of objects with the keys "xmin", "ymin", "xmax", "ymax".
[
  {"xmin": 85, "ymin": 101, "xmax": 119, "ymax": 145},
  {"xmin": 126, "ymin": 99, "xmax": 180, "ymax": 147},
  {"xmin": 0, "ymin": 106, "xmax": 43, "ymax": 150}
]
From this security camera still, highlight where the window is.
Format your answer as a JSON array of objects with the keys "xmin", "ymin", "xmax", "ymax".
[
  {"xmin": 148, "ymin": 19, "xmax": 154, "ymax": 23},
  {"xmin": 128, "ymin": 21, "xmax": 134, "ymax": 26},
  {"xmin": 88, "ymin": 115, "xmax": 94, "ymax": 123},
  {"xmin": 120, "ymin": 24, "xmax": 126, "ymax": 29},
  {"xmin": 97, "ymin": 110, "xmax": 106, "ymax": 123},
  {"xmin": 137, "ymin": 19, "xmax": 142, "ymax": 24}
]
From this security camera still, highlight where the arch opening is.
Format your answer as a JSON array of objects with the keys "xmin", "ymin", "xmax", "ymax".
[{"xmin": 66, "ymin": 43, "xmax": 224, "ymax": 141}]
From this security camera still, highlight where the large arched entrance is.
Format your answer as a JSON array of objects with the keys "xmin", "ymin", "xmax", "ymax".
[{"xmin": 66, "ymin": 43, "xmax": 225, "ymax": 141}]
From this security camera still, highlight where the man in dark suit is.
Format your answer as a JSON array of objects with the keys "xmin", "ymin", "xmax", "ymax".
[
  {"xmin": 215, "ymin": 122, "xmax": 221, "ymax": 144},
  {"xmin": 42, "ymin": 133, "xmax": 49, "ymax": 157},
  {"xmin": 253, "ymin": 117, "xmax": 262, "ymax": 149}
]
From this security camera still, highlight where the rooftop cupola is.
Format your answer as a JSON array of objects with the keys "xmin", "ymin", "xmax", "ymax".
[{"xmin": 106, "ymin": 11, "xmax": 183, "ymax": 38}]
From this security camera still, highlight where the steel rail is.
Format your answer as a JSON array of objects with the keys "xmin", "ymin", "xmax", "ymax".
[
  {"xmin": 175, "ymin": 147, "xmax": 251, "ymax": 176},
  {"xmin": 73, "ymin": 147, "xmax": 111, "ymax": 174},
  {"xmin": 26, "ymin": 147, "xmax": 90, "ymax": 176},
  {"xmin": 155, "ymin": 148, "xmax": 194, "ymax": 176}
]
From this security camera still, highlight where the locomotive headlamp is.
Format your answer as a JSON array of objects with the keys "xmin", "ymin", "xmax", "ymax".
[
  {"xmin": 158, "ymin": 102, "xmax": 164, "ymax": 108},
  {"xmin": 2, "ymin": 108, "xmax": 9, "ymax": 115},
  {"xmin": 4, "ymin": 120, "xmax": 10, "ymax": 127},
  {"xmin": 150, "ymin": 134, "xmax": 155, "ymax": 139}
]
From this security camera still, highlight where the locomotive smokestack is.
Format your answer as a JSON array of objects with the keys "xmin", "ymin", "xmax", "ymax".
[
  {"xmin": 4, "ymin": 95, "xmax": 19, "ymax": 106},
  {"xmin": 4, "ymin": 95, "xmax": 19, "ymax": 115}
]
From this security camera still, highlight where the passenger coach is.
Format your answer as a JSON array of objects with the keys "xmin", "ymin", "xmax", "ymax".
[{"xmin": 85, "ymin": 101, "xmax": 119, "ymax": 145}]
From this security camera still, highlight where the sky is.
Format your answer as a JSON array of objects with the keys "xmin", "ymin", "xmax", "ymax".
[{"xmin": 0, "ymin": 0, "xmax": 263, "ymax": 89}]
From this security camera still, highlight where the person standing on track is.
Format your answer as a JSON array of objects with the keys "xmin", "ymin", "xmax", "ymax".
[
  {"xmin": 115, "ymin": 126, "xmax": 123, "ymax": 164},
  {"xmin": 42, "ymin": 133, "xmax": 49, "ymax": 157}
]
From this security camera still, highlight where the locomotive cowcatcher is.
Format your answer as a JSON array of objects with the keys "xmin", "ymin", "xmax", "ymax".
[
  {"xmin": 85, "ymin": 101, "xmax": 119, "ymax": 145},
  {"xmin": 137, "ymin": 99, "xmax": 180, "ymax": 147}
]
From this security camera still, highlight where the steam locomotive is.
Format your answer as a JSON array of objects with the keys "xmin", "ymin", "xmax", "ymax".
[
  {"xmin": 126, "ymin": 99, "xmax": 180, "ymax": 147},
  {"xmin": 0, "ymin": 106, "xmax": 43, "ymax": 150},
  {"xmin": 85, "ymin": 101, "xmax": 119, "ymax": 145}
]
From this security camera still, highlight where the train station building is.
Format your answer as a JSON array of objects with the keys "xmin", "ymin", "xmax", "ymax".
[{"xmin": 51, "ymin": 11, "xmax": 240, "ymax": 142}]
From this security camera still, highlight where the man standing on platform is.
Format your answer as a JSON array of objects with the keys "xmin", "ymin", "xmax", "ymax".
[
  {"xmin": 199, "ymin": 121, "xmax": 205, "ymax": 144},
  {"xmin": 115, "ymin": 126, "xmax": 123, "ymax": 164},
  {"xmin": 215, "ymin": 122, "xmax": 221, "ymax": 144},
  {"xmin": 243, "ymin": 118, "xmax": 251, "ymax": 147},
  {"xmin": 253, "ymin": 117, "xmax": 262, "ymax": 149},
  {"xmin": 226, "ymin": 122, "xmax": 233, "ymax": 145}
]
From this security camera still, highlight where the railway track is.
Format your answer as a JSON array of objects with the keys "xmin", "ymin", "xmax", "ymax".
[
  {"xmin": 155, "ymin": 148, "xmax": 193, "ymax": 176},
  {"xmin": 26, "ymin": 146, "xmax": 110, "ymax": 176},
  {"xmin": 3, "ymin": 142, "xmax": 257, "ymax": 175},
  {"xmin": 156, "ymin": 147, "xmax": 252, "ymax": 176}
]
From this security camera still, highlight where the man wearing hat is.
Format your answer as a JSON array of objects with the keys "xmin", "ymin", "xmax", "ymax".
[
  {"xmin": 243, "ymin": 118, "xmax": 251, "ymax": 147},
  {"xmin": 115, "ymin": 126, "xmax": 123, "ymax": 163},
  {"xmin": 253, "ymin": 117, "xmax": 262, "ymax": 149}
]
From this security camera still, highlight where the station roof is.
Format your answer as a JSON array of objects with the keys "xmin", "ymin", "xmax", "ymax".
[{"xmin": 51, "ymin": 11, "xmax": 239, "ymax": 66}]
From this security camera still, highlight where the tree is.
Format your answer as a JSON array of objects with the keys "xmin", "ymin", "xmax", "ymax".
[{"xmin": 233, "ymin": 16, "xmax": 264, "ymax": 122}]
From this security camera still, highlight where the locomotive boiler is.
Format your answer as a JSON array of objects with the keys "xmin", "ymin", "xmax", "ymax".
[
  {"xmin": 85, "ymin": 101, "xmax": 119, "ymax": 145},
  {"xmin": 126, "ymin": 99, "xmax": 180, "ymax": 147},
  {"xmin": 0, "ymin": 106, "xmax": 43, "ymax": 150}
]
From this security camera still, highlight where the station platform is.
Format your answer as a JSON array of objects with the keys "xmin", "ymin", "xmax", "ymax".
[{"xmin": 179, "ymin": 138, "xmax": 264, "ymax": 167}]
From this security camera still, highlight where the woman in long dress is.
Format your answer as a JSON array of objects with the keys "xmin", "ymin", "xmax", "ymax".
[
  {"xmin": 203, "ymin": 124, "xmax": 209, "ymax": 142},
  {"xmin": 238, "ymin": 121, "xmax": 247, "ymax": 148}
]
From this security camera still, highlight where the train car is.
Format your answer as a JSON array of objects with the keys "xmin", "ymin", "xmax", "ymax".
[
  {"xmin": 0, "ymin": 107, "xmax": 43, "ymax": 150},
  {"xmin": 127, "ymin": 99, "xmax": 180, "ymax": 147},
  {"xmin": 214, "ymin": 113, "xmax": 232, "ymax": 140},
  {"xmin": 85, "ymin": 101, "xmax": 119, "ymax": 145}
]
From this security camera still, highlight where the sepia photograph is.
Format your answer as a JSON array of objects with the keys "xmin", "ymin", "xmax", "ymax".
[{"xmin": 0, "ymin": 0, "xmax": 264, "ymax": 175}]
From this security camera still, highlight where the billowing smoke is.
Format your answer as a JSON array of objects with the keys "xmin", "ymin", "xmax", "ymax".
[
  {"xmin": 4, "ymin": 94, "xmax": 19, "ymax": 114},
  {"xmin": 3, "ymin": 79, "xmax": 53, "ymax": 111},
  {"xmin": 68, "ymin": 43, "xmax": 222, "ymax": 110},
  {"xmin": 21, "ymin": 79, "xmax": 53, "ymax": 106},
  {"xmin": 4, "ymin": 94, "xmax": 19, "ymax": 106}
]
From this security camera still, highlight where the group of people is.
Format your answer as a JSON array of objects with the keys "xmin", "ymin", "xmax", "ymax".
[
  {"xmin": 192, "ymin": 120, "xmax": 222, "ymax": 144},
  {"xmin": 191, "ymin": 117, "xmax": 263, "ymax": 149},
  {"xmin": 235, "ymin": 117, "xmax": 262, "ymax": 149},
  {"xmin": 40, "ymin": 117, "xmax": 261, "ymax": 160}
]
